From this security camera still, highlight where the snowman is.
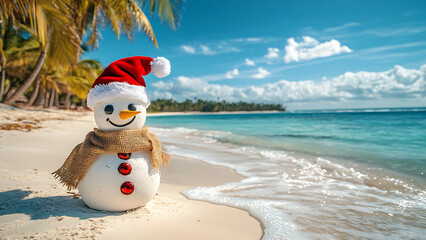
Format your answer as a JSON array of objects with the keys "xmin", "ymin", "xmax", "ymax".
[{"xmin": 53, "ymin": 56, "xmax": 171, "ymax": 211}]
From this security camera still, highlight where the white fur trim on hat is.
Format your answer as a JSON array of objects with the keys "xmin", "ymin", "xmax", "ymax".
[
  {"xmin": 151, "ymin": 57, "xmax": 171, "ymax": 78},
  {"xmin": 87, "ymin": 82, "xmax": 150, "ymax": 109}
]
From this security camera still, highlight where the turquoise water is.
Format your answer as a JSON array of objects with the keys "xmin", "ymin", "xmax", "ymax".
[
  {"xmin": 147, "ymin": 108, "xmax": 426, "ymax": 239},
  {"xmin": 147, "ymin": 108, "xmax": 426, "ymax": 181}
]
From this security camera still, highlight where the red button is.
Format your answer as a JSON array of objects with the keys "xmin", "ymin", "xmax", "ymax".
[
  {"xmin": 118, "ymin": 163, "xmax": 132, "ymax": 175},
  {"xmin": 118, "ymin": 153, "xmax": 131, "ymax": 160},
  {"xmin": 121, "ymin": 181, "xmax": 134, "ymax": 195}
]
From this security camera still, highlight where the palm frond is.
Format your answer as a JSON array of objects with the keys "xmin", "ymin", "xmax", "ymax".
[
  {"xmin": 87, "ymin": 4, "xmax": 100, "ymax": 48},
  {"xmin": 128, "ymin": 0, "xmax": 158, "ymax": 47},
  {"xmin": 101, "ymin": 0, "xmax": 122, "ymax": 39},
  {"xmin": 146, "ymin": 0, "xmax": 181, "ymax": 29},
  {"xmin": 0, "ymin": 0, "xmax": 80, "ymax": 64},
  {"xmin": 1, "ymin": 22, "xmax": 40, "ymax": 68},
  {"xmin": 62, "ymin": 75, "xmax": 90, "ymax": 99}
]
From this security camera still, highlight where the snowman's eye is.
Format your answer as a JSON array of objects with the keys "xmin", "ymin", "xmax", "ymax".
[
  {"xmin": 128, "ymin": 104, "xmax": 137, "ymax": 111},
  {"xmin": 104, "ymin": 105, "xmax": 114, "ymax": 115}
]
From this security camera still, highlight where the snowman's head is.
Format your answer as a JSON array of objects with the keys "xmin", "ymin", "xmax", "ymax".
[
  {"xmin": 86, "ymin": 56, "xmax": 171, "ymax": 130},
  {"xmin": 93, "ymin": 98, "xmax": 147, "ymax": 131}
]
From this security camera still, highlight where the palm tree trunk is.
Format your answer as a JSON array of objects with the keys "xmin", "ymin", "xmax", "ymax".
[
  {"xmin": 4, "ymin": 87, "xmax": 15, "ymax": 100},
  {"xmin": 43, "ymin": 85, "xmax": 50, "ymax": 108},
  {"xmin": 4, "ymin": 80, "xmax": 11, "ymax": 95},
  {"xmin": 33, "ymin": 86, "xmax": 45, "ymax": 106},
  {"xmin": 64, "ymin": 92, "xmax": 72, "ymax": 109},
  {"xmin": 4, "ymin": 43, "xmax": 49, "ymax": 105},
  {"xmin": 48, "ymin": 87, "xmax": 55, "ymax": 108},
  {"xmin": 0, "ymin": 68, "xmax": 5, "ymax": 102},
  {"xmin": 3, "ymin": 76, "xmax": 18, "ymax": 97},
  {"xmin": 53, "ymin": 89, "xmax": 60, "ymax": 108},
  {"xmin": 26, "ymin": 77, "xmax": 40, "ymax": 106}
]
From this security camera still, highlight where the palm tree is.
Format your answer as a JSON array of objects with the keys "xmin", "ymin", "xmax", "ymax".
[
  {"xmin": 0, "ymin": 22, "xmax": 41, "ymax": 101},
  {"xmin": 0, "ymin": 0, "xmax": 79, "ymax": 105}
]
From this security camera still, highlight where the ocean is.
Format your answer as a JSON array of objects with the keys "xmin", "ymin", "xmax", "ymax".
[{"xmin": 146, "ymin": 108, "xmax": 426, "ymax": 239}]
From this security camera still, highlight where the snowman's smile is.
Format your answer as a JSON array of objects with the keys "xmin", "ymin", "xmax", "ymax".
[{"xmin": 106, "ymin": 116, "xmax": 136, "ymax": 127}]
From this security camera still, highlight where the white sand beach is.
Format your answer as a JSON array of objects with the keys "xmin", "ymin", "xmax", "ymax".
[{"xmin": 0, "ymin": 105, "xmax": 262, "ymax": 239}]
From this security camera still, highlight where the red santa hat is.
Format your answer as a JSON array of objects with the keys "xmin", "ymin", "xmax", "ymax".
[{"xmin": 86, "ymin": 56, "xmax": 170, "ymax": 109}]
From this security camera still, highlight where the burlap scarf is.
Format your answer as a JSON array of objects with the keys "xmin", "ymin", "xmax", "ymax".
[{"xmin": 53, "ymin": 127, "xmax": 170, "ymax": 190}]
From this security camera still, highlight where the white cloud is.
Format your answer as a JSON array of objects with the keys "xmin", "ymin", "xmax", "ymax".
[
  {"xmin": 179, "ymin": 43, "xmax": 239, "ymax": 55},
  {"xmin": 245, "ymin": 58, "xmax": 255, "ymax": 66},
  {"xmin": 324, "ymin": 22, "xmax": 360, "ymax": 32},
  {"xmin": 231, "ymin": 37, "xmax": 263, "ymax": 43},
  {"xmin": 284, "ymin": 36, "xmax": 352, "ymax": 63},
  {"xmin": 361, "ymin": 26, "xmax": 426, "ymax": 37},
  {"xmin": 151, "ymin": 65, "xmax": 426, "ymax": 106},
  {"xmin": 252, "ymin": 68, "xmax": 271, "ymax": 79},
  {"xmin": 200, "ymin": 44, "xmax": 215, "ymax": 55},
  {"xmin": 251, "ymin": 68, "xmax": 271, "ymax": 79},
  {"xmin": 180, "ymin": 45, "xmax": 196, "ymax": 54},
  {"xmin": 225, "ymin": 68, "xmax": 239, "ymax": 79},
  {"xmin": 245, "ymin": 37, "xmax": 262, "ymax": 42},
  {"xmin": 151, "ymin": 76, "xmax": 237, "ymax": 101},
  {"xmin": 265, "ymin": 48, "xmax": 280, "ymax": 59}
]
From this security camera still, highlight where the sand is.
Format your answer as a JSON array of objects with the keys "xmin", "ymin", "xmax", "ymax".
[{"xmin": 0, "ymin": 105, "xmax": 262, "ymax": 239}]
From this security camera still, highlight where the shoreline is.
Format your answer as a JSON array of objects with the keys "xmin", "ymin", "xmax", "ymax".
[{"xmin": 0, "ymin": 108, "xmax": 262, "ymax": 239}]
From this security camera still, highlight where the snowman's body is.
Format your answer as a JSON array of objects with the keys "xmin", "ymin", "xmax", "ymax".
[
  {"xmin": 77, "ymin": 98, "xmax": 162, "ymax": 211},
  {"xmin": 78, "ymin": 151, "xmax": 160, "ymax": 211}
]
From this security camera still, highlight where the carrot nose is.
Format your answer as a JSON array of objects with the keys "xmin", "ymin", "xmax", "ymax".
[{"xmin": 119, "ymin": 110, "xmax": 141, "ymax": 120}]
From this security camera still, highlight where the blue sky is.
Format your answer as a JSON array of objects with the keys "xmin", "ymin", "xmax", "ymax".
[{"xmin": 83, "ymin": 0, "xmax": 426, "ymax": 110}]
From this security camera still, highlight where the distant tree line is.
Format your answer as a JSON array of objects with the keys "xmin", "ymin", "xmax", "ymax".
[{"xmin": 147, "ymin": 99, "xmax": 286, "ymax": 112}]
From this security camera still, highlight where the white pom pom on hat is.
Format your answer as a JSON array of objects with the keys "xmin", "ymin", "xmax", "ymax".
[
  {"xmin": 151, "ymin": 57, "xmax": 171, "ymax": 78},
  {"xmin": 86, "ymin": 56, "xmax": 171, "ymax": 109}
]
